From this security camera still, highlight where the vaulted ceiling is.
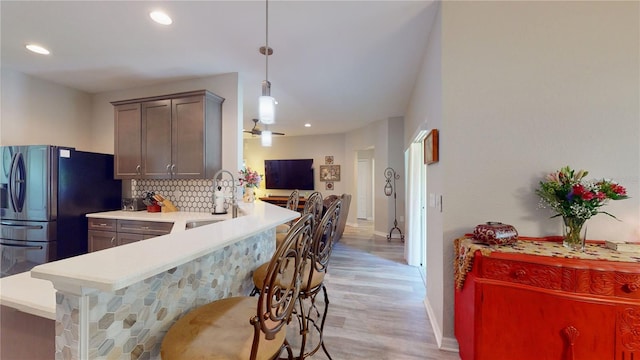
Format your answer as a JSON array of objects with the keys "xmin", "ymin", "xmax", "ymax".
[{"xmin": 1, "ymin": 1, "xmax": 438, "ymax": 137}]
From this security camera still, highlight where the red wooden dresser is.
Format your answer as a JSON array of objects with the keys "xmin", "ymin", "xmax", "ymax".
[{"xmin": 454, "ymin": 236, "xmax": 640, "ymax": 360}]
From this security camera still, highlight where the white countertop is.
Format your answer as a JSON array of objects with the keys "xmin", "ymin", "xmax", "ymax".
[
  {"xmin": 1, "ymin": 202, "xmax": 296, "ymax": 319},
  {"xmin": 0, "ymin": 272, "xmax": 56, "ymax": 320},
  {"xmin": 86, "ymin": 209, "xmax": 234, "ymax": 234}
]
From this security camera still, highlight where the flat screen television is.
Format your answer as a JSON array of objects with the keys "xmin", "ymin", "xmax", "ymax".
[{"xmin": 264, "ymin": 159, "xmax": 314, "ymax": 190}]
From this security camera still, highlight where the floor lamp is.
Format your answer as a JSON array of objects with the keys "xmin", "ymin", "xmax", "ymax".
[{"xmin": 384, "ymin": 167, "xmax": 404, "ymax": 242}]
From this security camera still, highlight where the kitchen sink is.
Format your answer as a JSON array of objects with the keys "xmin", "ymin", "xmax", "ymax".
[{"xmin": 185, "ymin": 219, "xmax": 223, "ymax": 230}]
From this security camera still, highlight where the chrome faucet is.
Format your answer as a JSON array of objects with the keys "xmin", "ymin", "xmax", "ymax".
[{"xmin": 212, "ymin": 169, "xmax": 238, "ymax": 218}]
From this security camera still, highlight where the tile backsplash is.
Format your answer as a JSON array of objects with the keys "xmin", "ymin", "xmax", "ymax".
[{"xmin": 131, "ymin": 179, "xmax": 220, "ymax": 212}]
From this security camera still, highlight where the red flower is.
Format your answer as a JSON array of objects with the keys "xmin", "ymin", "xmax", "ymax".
[
  {"xmin": 611, "ymin": 184, "xmax": 627, "ymax": 196},
  {"xmin": 581, "ymin": 192, "xmax": 595, "ymax": 201}
]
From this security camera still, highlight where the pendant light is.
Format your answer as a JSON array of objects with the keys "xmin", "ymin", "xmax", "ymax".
[
  {"xmin": 259, "ymin": 0, "xmax": 275, "ymax": 125},
  {"xmin": 261, "ymin": 129, "xmax": 273, "ymax": 147}
]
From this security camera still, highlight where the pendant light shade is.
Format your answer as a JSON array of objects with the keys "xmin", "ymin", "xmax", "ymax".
[
  {"xmin": 258, "ymin": 0, "xmax": 276, "ymax": 125},
  {"xmin": 261, "ymin": 130, "xmax": 273, "ymax": 147},
  {"xmin": 259, "ymin": 79, "xmax": 275, "ymax": 124}
]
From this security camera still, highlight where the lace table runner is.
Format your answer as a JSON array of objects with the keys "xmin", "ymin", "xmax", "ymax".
[{"xmin": 454, "ymin": 236, "xmax": 640, "ymax": 290}]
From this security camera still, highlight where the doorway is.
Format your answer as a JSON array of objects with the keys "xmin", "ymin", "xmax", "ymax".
[
  {"xmin": 406, "ymin": 133, "xmax": 427, "ymax": 276},
  {"xmin": 356, "ymin": 150, "xmax": 374, "ymax": 221}
]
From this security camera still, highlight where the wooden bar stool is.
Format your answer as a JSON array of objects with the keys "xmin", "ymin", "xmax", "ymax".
[{"xmin": 160, "ymin": 214, "xmax": 315, "ymax": 360}]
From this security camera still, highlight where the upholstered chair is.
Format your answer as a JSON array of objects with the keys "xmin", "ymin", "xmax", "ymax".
[{"xmin": 160, "ymin": 214, "xmax": 315, "ymax": 360}]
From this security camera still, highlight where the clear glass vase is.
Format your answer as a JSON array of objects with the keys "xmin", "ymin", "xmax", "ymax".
[
  {"xmin": 243, "ymin": 186, "xmax": 255, "ymax": 203},
  {"xmin": 562, "ymin": 216, "xmax": 587, "ymax": 251}
]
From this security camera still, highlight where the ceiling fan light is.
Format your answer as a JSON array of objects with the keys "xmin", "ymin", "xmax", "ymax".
[
  {"xmin": 261, "ymin": 130, "xmax": 273, "ymax": 147},
  {"xmin": 259, "ymin": 96, "xmax": 275, "ymax": 124}
]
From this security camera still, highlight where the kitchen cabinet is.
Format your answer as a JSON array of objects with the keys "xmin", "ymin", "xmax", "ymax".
[
  {"xmin": 114, "ymin": 103, "xmax": 143, "ymax": 178},
  {"xmin": 454, "ymin": 237, "xmax": 640, "ymax": 360},
  {"xmin": 112, "ymin": 90, "xmax": 224, "ymax": 180},
  {"xmin": 88, "ymin": 218, "xmax": 173, "ymax": 252}
]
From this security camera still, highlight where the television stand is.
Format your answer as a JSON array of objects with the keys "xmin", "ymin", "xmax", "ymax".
[{"xmin": 259, "ymin": 196, "xmax": 306, "ymax": 211}]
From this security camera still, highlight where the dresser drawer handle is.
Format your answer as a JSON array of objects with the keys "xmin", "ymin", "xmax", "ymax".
[{"xmin": 624, "ymin": 283, "xmax": 638, "ymax": 293}]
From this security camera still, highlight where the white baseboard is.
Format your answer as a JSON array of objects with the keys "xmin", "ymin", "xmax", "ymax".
[
  {"xmin": 373, "ymin": 230, "xmax": 388, "ymax": 238},
  {"xmin": 423, "ymin": 297, "xmax": 459, "ymax": 353}
]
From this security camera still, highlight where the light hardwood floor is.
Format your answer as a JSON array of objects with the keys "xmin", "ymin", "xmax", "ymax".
[{"xmin": 287, "ymin": 220, "xmax": 460, "ymax": 360}]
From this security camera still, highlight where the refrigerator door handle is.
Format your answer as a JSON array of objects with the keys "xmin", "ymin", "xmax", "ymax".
[
  {"xmin": 8, "ymin": 152, "xmax": 26, "ymax": 213},
  {"xmin": 0, "ymin": 242, "xmax": 44, "ymax": 250},
  {"xmin": 0, "ymin": 222, "xmax": 44, "ymax": 230}
]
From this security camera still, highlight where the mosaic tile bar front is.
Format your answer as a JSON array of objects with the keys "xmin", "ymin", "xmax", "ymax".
[{"xmin": 54, "ymin": 229, "xmax": 275, "ymax": 360}]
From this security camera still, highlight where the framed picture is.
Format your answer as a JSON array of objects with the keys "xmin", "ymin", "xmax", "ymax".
[
  {"xmin": 325, "ymin": 156, "xmax": 334, "ymax": 165},
  {"xmin": 424, "ymin": 129, "xmax": 439, "ymax": 164},
  {"xmin": 319, "ymin": 165, "xmax": 340, "ymax": 181},
  {"xmin": 325, "ymin": 181, "xmax": 334, "ymax": 190}
]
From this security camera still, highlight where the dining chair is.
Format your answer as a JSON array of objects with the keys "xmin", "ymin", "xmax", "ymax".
[
  {"xmin": 251, "ymin": 198, "xmax": 343, "ymax": 359},
  {"xmin": 160, "ymin": 213, "xmax": 315, "ymax": 360}
]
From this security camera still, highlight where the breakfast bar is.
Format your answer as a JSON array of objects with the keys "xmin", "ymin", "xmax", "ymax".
[{"xmin": 1, "ymin": 201, "xmax": 297, "ymax": 360}]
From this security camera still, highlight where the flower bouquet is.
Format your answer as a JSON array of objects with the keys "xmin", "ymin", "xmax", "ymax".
[
  {"xmin": 239, "ymin": 167, "xmax": 262, "ymax": 202},
  {"xmin": 536, "ymin": 166, "xmax": 628, "ymax": 250}
]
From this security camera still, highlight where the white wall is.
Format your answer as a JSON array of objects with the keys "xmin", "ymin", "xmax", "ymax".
[
  {"xmin": 90, "ymin": 73, "xmax": 242, "ymax": 171},
  {"xmin": 403, "ymin": 0, "xmax": 640, "ymax": 349},
  {"xmin": 243, "ymin": 133, "xmax": 346, "ymax": 198},
  {"xmin": 403, "ymin": 0, "xmax": 447, "ymax": 349},
  {"xmin": 0, "ymin": 69, "xmax": 93, "ymax": 149}
]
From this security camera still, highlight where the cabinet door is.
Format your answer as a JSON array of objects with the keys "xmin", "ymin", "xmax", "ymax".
[
  {"xmin": 142, "ymin": 100, "xmax": 172, "ymax": 179},
  {"xmin": 172, "ymin": 95, "xmax": 205, "ymax": 178},
  {"xmin": 616, "ymin": 306, "xmax": 640, "ymax": 360},
  {"xmin": 114, "ymin": 103, "xmax": 142, "ymax": 179},
  {"xmin": 117, "ymin": 232, "xmax": 145, "ymax": 245},
  {"xmin": 88, "ymin": 230, "xmax": 117, "ymax": 252},
  {"xmin": 478, "ymin": 282, "xmax": 616, "ymax": 360}
]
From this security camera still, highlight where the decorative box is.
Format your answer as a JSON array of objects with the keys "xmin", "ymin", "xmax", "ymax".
[{"xmin": 473, "ymin": 222, "xmax": 518, "ymax": 245}]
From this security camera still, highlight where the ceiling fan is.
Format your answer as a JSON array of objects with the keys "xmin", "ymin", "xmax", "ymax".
[{"xmin": 243, "ymin": 119, "xmax": 285, "ymax": 136}]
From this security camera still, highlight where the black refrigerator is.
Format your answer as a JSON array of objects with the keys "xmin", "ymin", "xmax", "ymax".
[{"xmin": 0, "ymin": 145, "xmax": 122, "ymax": 277}]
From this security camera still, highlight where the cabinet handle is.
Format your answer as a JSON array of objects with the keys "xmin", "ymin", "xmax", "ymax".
[
  {"xmin": 563, "ymin": 326, "xmax": 579, "ymax": 360},
  {"xmin": 624, "ymin": 283, "xmax": 639, "ymax": 293},
  {"xmin": 171, "ymin": 164, "xmax": 175, "ymax": 175},
  {"xmin": 513, "ymin": 269, "xmax": 527, "ymax": 279},
  {"xmin": 136, "ymin": 165, "xmax": 141, "ymax": 175},
  {"xmin": 166, "ymin": 164, "xmax": 171, "ymax": 174},
  {"xmin": 110, "ymin": 237, "xmax": 116, "ymax": 246}
]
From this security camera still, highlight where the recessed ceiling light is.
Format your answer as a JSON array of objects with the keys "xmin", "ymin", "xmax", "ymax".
[
  {"xmin": 26, "ymin": 44, "xmax": 50, "ymax": 55},
  {"xmin": 304, "ymin": 123, "xmax": 311, "ymax": 128},
  {"xmin": 150, "ymin": 11, "xmax": 172, "ymax": 25}
]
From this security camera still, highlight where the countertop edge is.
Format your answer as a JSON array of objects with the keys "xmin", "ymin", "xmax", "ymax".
[{"xmin": 31, "ymin": 201, "xmax": 297, "ymax": 293}]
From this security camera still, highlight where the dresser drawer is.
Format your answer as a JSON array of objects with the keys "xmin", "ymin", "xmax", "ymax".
[
  {"xmin": 88, "ymin": 218, "xmax": 117, "ymax": 232},
  {"xmin": 480, "ymin": 257, "xmax": 563, "ymax": 291}
]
